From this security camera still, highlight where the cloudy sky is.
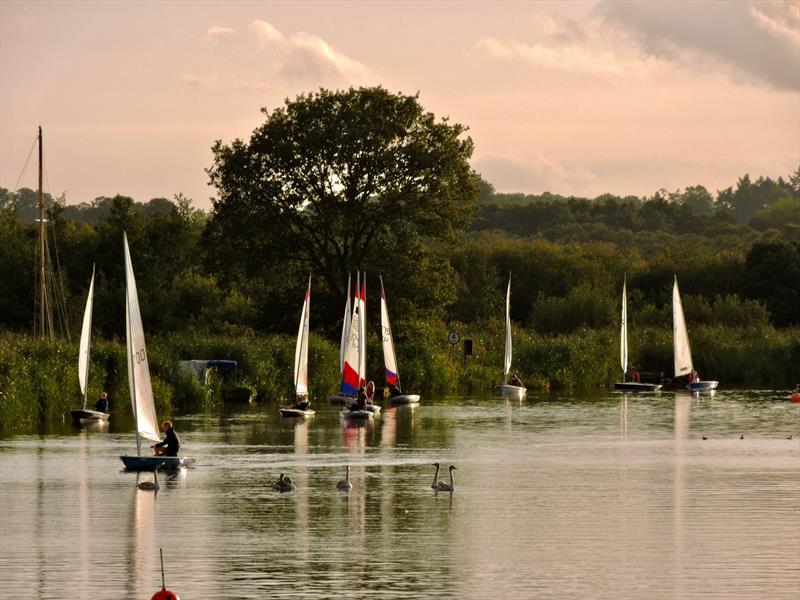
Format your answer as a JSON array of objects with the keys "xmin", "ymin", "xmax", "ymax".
[{"xmin": 1, "ymin": 1, "xmax": 798, "ymax": 209}]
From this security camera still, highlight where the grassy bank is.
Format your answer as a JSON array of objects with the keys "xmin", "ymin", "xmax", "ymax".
[{"xmin": 1, "ymin": 324, "xmax": 798, "ymax": 430}]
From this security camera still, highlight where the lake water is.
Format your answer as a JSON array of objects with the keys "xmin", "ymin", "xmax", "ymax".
[{"xmin": 1, "ymin": 390, "xmax": 798, "ymax": 599}]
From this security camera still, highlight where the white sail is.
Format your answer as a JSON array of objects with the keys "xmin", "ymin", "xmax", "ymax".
[
  {"xmin": 124, "ymin": 233, "xmax": 161, "ymax": 451},
  {"xmin": 504, "ymin": 276, "xmax": 512, "ymax": 382},
  {"xmin": 380, "ymin": 276, "xmax": 400, "ymax": 389},
  {"xmin": 78, "ymin": 265, "xmax": 95, "ymax": 408},
  {"xmin": 294, "ymin": 277, "xmax": 311, "ymax": 397},
  {"xmin": 339, "ymin": 274, "xmax": 351, "ymax": 374},
  {"xmin": 359, "ymin": 272, "xmax": 367, "ymax": 386},
  {"xmin": 620, "ymin": 276, "xmax": 628, "ymax": 376},
  {"xmin": 672, "ymin": 276, "xmax": 693, "ymax": 377},
  {"xmin": 341, "ymin": 271, "xmax": 361, "ymax": 395}
]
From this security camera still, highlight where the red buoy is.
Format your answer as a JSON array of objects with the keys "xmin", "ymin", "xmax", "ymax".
[
  {"xmin": 791, "ymin": 392, "xmax": 800, "ymax": 403},
  {"xmin": 151, "ymin": 590, "xmax": 180, "ymax": 600}
]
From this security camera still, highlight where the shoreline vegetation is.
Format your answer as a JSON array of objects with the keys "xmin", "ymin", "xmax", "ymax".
[
  {"xmin": 2, "ymin": 88, "xmax": 798, "ymax": 430},
  {"xmin": 2, "ymin": 324, "xmax": 798, "ymax": 431}
]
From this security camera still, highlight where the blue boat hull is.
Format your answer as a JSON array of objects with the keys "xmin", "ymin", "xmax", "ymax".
[
  {"xmin": 120, "ymin": 455, "xmax": 195, "ymax": 471},
  {"xmin": 687, "ymin": 380, "xmax": 719, "ymax": 392}
]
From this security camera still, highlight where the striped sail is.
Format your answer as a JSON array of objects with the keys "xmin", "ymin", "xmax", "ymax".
[
  {"xmin": 503, "ymin": 276, "xmax": 512, "ymax": 382},
  {"xmin": 78, "ymin": 265, "xmax": 95, "ymax": 408},
  {"xmin": 339, "ymin": 274, "xmax": 351, "ymax": 375},
  {"xmin": 124, "ymin": 233, "xmax": 160, "ymax": 453},
  {"xmin": 359, "ymin": 274, "xmax": 367, "ymax": 387},
  {"xmin": 341, "ymin": 272, "xmax": 361, "ymax": 395},
  {"xmin": 294, "ymin": 277, "xmax": 311, "ymax": 397},
  {"xmin": 672, "ymin": 276, "xmax": 693, "ymax": 377},
  {"xmin": 380, "ymin": 276, "xmax": 399, "ymax": 387},
  {"xmin": 620, "ymin": 275, "xmax": 628, "ymax": 376}
]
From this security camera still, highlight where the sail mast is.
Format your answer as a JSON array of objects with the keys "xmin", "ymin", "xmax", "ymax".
[
  {"xmin": 620, "ymin": 275, "xmax": 628, "ymax": 380},
  {"xmin": 36, "ymin": 126, "xmax": 53, "ymax": 341}
]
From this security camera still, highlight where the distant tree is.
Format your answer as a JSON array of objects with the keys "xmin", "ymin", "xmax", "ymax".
[
  {"xmin": 742, "ymin": 241, "xmax": 800, "ymax": 327},
  {"xmin": 680, "ymin": 185, "xmax": 714, "ymax": 216}
]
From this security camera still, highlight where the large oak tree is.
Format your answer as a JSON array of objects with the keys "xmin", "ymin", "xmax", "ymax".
[{"xmin": 206, "ymin": 87, "xmax": 480, "ymax": 331}]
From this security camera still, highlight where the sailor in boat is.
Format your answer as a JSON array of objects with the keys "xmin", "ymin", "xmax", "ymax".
[
  {"xmin": 365, "ymin": 380, "xmax": 376, "ymax": 408},
  {"xmin": 151, "ymin": 420, "xmax": 180, "ymax": 457},
  {"xmin": 508, "ymin": 371, "xmax": 525, "ymax": 388},
  {"xmin": 95, "ymin": 391, "xmax": 110, "ymax": 413},
  {"xmin": 349, "ymin": 386, "xmax": 368, "ymax": 412},
  {"xmin": 388, "ymin": 383, "xmax": 402, "ymax": 398},
  {"xmin": 688, "ymin": 369, "xmax": 701, "ymax": 384},
  {"xmin": 292, "ymin": 395, "xmax": 310, "ymax": 411},
  {"xmin": 626, "ymin": 365, "xmax": 641, "ymax": 383}
]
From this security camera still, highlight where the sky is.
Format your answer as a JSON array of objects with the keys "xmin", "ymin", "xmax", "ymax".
[{"xmin": 1, "ymin": 0, "xmax": 798, "ymax": 210}]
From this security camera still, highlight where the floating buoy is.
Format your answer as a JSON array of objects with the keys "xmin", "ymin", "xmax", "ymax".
[
  {"xmin": 151, "ymin": 548, "xmax": 180, "ymax": 600},
  {"xmin": 791, "ymin": 392, "xmax": 800, "ymax": 403},
  {"xmin": 151, "ymin": 590, "xmax": 179, "ymax": 600}
]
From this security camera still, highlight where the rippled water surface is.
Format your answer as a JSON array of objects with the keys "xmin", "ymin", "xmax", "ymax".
[{"xmin": 1, "ymin": 390, "xmax": 798, "ymax": 599}]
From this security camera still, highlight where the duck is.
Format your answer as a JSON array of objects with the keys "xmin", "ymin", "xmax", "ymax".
[
  {"xmin": 435, "ymin": 465, "xmax": 456, "ymax": 492},
  {"xmin": 337, "ymin": 465, "xmax": 353, "ymax": 490},
  {"xmin": 431, "ymin": 462, "xmax": 443, "ymax": 490},
  {"xmin": 138, "ymin": 465, "xmax": 161, "ymax": 491},
  {"xmin": 272, "ymin": 473, "xmax": 296, "ymax": 492}
]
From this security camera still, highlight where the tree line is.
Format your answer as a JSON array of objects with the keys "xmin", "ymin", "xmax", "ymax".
[{"xmin": 1, "ymin": 87, "xmax": 798, "ymax": 345}]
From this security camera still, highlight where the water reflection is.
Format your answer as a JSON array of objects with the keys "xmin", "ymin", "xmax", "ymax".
[{"xmin": 1, "ymin": 391, "xmax": 798, "ymax": 599}]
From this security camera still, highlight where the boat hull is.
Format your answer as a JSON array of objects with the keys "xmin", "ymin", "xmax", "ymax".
[
  {"xmin": 389, "ymin": 394, "xmax": 420, "ymax": 405},
  {"xmin": 70, "ymin": 409, "xmax": 110, "ymax": 422},
  {"xmin": 279, "ymin": 408, "xmax": 316, "ymax": 418},
  {"xmin": 614, "ymin": 382, "xmax": 663, "ymax": 392},
  {"xmin": 341, "ymin": 409, "xmax": 374, "ymax": 420},
  {"xmin": 496, "ymin": 384, "xmax": 527, "ymax": 399},
  {"xmin": 687, "ymin": 380, "xmax": 719, "ymax": 392},
  {"xmin": 120, "ymin": 455, "xmax": 195, "ymax": 471},
  {"xmin": 366, "ymin": 404, "xmax": 381, "ymax": 414}
]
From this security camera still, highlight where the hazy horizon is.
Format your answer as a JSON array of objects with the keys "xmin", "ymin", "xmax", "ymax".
[{"xmin": 1, "ymin": 1, "xmax": 798, "ymax": 210}]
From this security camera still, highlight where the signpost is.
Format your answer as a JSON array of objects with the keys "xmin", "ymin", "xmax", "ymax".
[{"xmin": 449, "ymin": 331, "xmax": 460, "ymax": 362}]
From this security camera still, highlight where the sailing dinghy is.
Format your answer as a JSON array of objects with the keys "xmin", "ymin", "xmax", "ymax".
[
  {"xmin": 614, "ymin": 275, "xmax": 662, "ymax": 392},
  {"xmin": 341, "ymin": 273, "xmax": 374, "ymax": 421},
  {"xmin": 496, "ymin": 276, "xmax": 526, "ymax": 399},
  {"xmin": 71, "ymin": 265, "xmax": 110, "ymax": 422},
  {"xmin": 280, "ymin": 277, "xmax": 316, "ymax": 418},
  {"xmin": 329, "ymin": 274, "xmax": 354, "ymax": 405},
  {"xmin": 673, "ymin": 276, "xmax": 718, "ymax": 393},
  {"xmin": 119, "ymin": 233, "xmax": 194, "ymax": 471},
  {"xmin": 380, "ymin": 276, "xmax": 420, "ymax": 405}
]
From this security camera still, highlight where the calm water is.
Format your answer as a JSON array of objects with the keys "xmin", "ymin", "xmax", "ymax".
[{"xmin": 1, "ymin": 390, "xmax": 798, "ymax": 599}]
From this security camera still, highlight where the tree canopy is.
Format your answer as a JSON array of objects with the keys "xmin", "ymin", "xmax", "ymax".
[{"xmin": 206, "ymin": 86, "xmax": 479, "ymax": 329}]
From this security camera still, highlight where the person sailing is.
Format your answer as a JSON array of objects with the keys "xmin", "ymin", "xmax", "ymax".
[
  {"xmin": 94, "ymin": 391, "xmax": 110, "ymax": 413},
  {"xmin": 152, "ymin": 420, "xmax": 180, "ymax": 457}
]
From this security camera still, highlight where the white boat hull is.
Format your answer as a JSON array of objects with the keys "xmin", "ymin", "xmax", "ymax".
[
  {"xmin": 366, "ymin": 404, "xmax": 381, "ymax": 414},
  {"xmin": 614, "ymin": 382, "xmax": 663, "ymax": 392},
  {"xmin": 497, "ymin": 384, "xmax": 526, "ymax": 399},
  {"xmin": 279, "ymin": 407, "xmax": 316, "ymax": 418},
  {"xmin": 341, "ymin": 409, "xmax": 374, "ymax": 420},
  {"xmin": 687, "ymin": 380, "xmax": 719, "ymax": 392},
  {"xmin": 70, "ymin": 409, "xmax": 110, "ymax": 422},
  {"xmin": 389, "ymin": 394, "xmax": 420, "ymax": 405}
]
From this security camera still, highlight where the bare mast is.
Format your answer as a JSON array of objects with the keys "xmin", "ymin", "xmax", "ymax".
[{"xmin": 36, "ymin": 126, "xmax": 53, "ymax": 341}]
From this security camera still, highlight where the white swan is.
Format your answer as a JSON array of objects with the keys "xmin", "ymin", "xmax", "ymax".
[
  {"xmin": 436, "ymin": 465, "xmax": 456, "ymax": 492},
  {"xmin": 431, "ymin": 462, "xmax": 442, "ymax": 490},
  {"xmin": 337, "ymin": 465, "xmax": 353, "ymax": 490},
  {"xmin": 272, "ymin": 473, "xmax": 296, "ymax": 492},
  {"xmin": 138, "ymin": 465, "xmax": 160, "ymax": 491}
]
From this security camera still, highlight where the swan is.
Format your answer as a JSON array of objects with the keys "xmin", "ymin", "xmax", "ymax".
[
  {"xmin": 436, "ymin": 465, "xmax": 456, "ymax": 492},
  {"xmin": 272, "ymin": 473, "xmax": 296, "ymax": 492},
  {"xmin": 336, "ymin": 465, "xmax": 352, "ymax": 490},
  {"xmin": 431, "ymin": 462, "xmax": 442, "ymax": 490},
  {"xmin": 138, "ymin": 465, "xmax": 161, "ymax": 491}
]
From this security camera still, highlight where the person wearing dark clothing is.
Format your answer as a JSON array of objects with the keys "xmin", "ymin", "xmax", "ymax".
[
  {"xmin": 350, "ymin": 386, "xmax": 367, "ymax": 411},
  {"xmin": 153, "ymin": 420, "xmax": 180, "ymax": 457},
  {"xmin": 388, "ymin": 383, "xmax": 402, "ymax": 398},
  {"xmin": 293, "ymin": 396, "xmax": 310, "ymax": 411},
  {"xmin": 94, "ymin": 392, "xmax": 109, "ymax": 413}
]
